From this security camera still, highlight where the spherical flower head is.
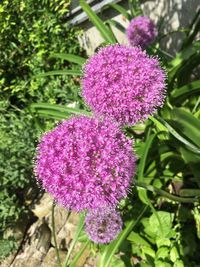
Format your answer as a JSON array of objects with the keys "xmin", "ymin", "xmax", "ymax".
[
  {"xmin": 35, "ymin": 116, "xmax": 136, "ymax": 212},
  {"xmin": 82, "ymin": 45, "xmax": 166, "ymax": 126},
  {"xmin": 127, "ymin": 16, "xmax": 158, "ymax": 48},
  {"xmin": 85, "ymin": 207, "xmax": 123, "ymax": 243}
]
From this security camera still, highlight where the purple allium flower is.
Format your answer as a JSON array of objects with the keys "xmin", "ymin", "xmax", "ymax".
[
  {"xmin": 85, "ymin": 207, "xmax": 123, "ymax": 243},
  {"xmin": 35, "ymin": 116, "xmax": 136, "ymax": 211},
  {"xmin": 127, "ymin": 16, "xmax": 158, "ymax": 48},
  {"xmin": 82, "ymin": 45, "xmax": 166, "ymax": 126}
]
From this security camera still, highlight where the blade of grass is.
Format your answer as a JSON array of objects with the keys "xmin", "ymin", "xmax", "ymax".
[
  {"xmin": 50, "ymin": 53, "xmax": 87, "ymax": 65},
  {"xmin": 105, "ymin": 19, "xmax": 126, "ymax": 33},
  {"xmin": 107, "ymin": 3, "xmax": 132, "ymax": 21},
  {"xmin": 34, "ymin": 69, "xmax": 82, "ymax": 78},
  {"xmin": 170, "ymin": 108, "xmax": 200, "ymax": 147},
  {"xmin": 62, "ymin": 213, "xmax": 85, "ymax": 267},
  {"xmin": 171, "ymin": 80, "xmax": 200, "ymax": 101},
  {"xmin": 69, "ymin": 240, "xmax": 90, "ymax": 267},
  {"xmin": 31, "ymin": 103, "xmax": 91, "ymax": 116},
  {"xmin": 155, "ymin": 115, "xmax": 200, "ymax": 155},
  {"xmin": 79, "ymin": 0, "xmax": 116, "ymax": 44}
]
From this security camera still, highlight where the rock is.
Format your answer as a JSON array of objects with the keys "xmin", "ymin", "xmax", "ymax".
[
  {"xmin": 32, "ymin": 193, "xmax": 53, "ymax": 219},
  {"xmin": 10, "ymin": 218, "xmax": 51, "ymax": 267},
  {"xmin": 41, "ymin": 248, "xmax": 65, "ymax": 267},
  {"xmin": 1, "ymin": 192, "xmax": 97, "ymax": 267}
]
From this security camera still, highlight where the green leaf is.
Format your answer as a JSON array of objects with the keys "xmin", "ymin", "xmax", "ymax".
[
  {"xmin": 32, "ymin": 109, "xmax": 69, "ymax": 120},
  {"xmin": 31, "ymin": 103, "xmax": 91, "ymax": 116},
  {"xmin": 107, "ymin": 3, "xmax": 132, "ymax": 20},
  {"xmin": 156, "ymin": 238, "xmax": 171, "ymax": 248},
  {"xmin": 154, "ymin": 260, "xmax": 172, "ymax": 267},
  {"xmin": 79, "ymin": 0, "xmax": 116, "ymax": 44},
  {"xmin": 179, "ymin": 189, "xmax": 200, "ymax": 197},
  {"xmin": 149, "ymin": 211, "xmax": 174, "ymax": 238},
  {"xmin": 156, "ymin": 247, "xmax": 169, "ymax": 260},
  {"xmin": 173, "ymin": 260, "xmax": 184, "ymax": 267},
  {"xmin": 170, "ymin": 108, "xmax": 200, "ymax": 148},
  {"xmin": 98, "ymin": 206, "xmax": 147, "ymax": 267},
  {"xmin": 182, "ymin": 9, "xmax": 200, "ymax": 48},
  {"xmin": 169, "ymin": 41, "xmax": 200, "ymax": 71},
  {"xmin": 155, "ymin": 115, "xmax": 200, "ymax": 155},
  {"xmin": 128, "ymin": 232, "xmax": 151, "ymax": 247},
  {"xmin": 168, "ymin": 41, "xmax": 200, "ymax": 83},
  {"xmin": 142, "ymin": 246, "xmax": 155, "ymax": 258},
  {"xmin": 50, "ymin": 53, "xmax": 87, "ymax": 65},
  {"xmin": 138, "ymin": 133, "xmax": 157, "ymax": 182},
  {"xmin": 171, "ymin": 80, "xmax": 200, "ymax": 102},
  {"xmin": 34, "ymin": 69, "xmax": 82, "ymax": 78},
  {"xmin": 136, "ymin": 132, "xmax": 156, "ymax": 205},
  {"xmin": 170, "ymin": 246, "xmax": 179, "ymax": 263},
  {"xmin": 180, "ymin": 147, "xmax": 200, "ymax": 187},
  {"xmin": 69, "ymin": 240, "xmax": 90, "ymax": 267},
  {"xmin": 105, "ymin": 19, "xmax": 126, "ymax": 33}
]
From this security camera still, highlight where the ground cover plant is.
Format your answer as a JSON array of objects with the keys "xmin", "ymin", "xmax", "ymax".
[{"xmin": 2, "ymin": 0, "xmax": 200, "ymax": 266}]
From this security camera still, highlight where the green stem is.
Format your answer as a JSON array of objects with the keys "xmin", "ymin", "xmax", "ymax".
[
  {"xmin": 135, "ymin": 181, "xmax": 199, "ymax": 203},
  {"xmin": 52, "ymin": 201, "xmax": 62, "ymax": 267},
  {"xmin": 69, "ymin": 240, "xmax": 90, "ymax": 267},
  {"xmin": 62, "ymin": 213, "xmax": 85, "ymax": 267}
]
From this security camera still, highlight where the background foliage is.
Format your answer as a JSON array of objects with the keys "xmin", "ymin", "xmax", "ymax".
[{"xmin": 0, "ymin": 0, "xmax": 83, "ymax": 258}]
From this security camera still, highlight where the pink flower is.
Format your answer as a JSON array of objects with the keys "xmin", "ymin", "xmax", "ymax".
[
  {"xmin": 82, "ymin": 45, "xmax": 166, "ymax": 126},
  {"xmin": 127, "ymin": 16, "xmax": 158, "ymax": 48},
  {"xmin": 35, "ymin": 116, "xmax": 136, "ymax": 211},
  {"xmin": 85, "ymin": 207, "xmax": 123, "ymax": 243}
]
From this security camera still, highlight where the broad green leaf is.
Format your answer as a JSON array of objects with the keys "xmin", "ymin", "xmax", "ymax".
[
  {"xmin": 98, "ymin": 206, "xmax": 147, "ymax": 267},
  {"xmin": 154, "ymin": 260, "xmax": 172, "ymax": 267},
  {"xmin": 173, "ymin": 260, "xmax": 184, "ymax": 267},
  {"xmin": 34, "ymin": 69, "xmax": 82, "ymax": 78},
  {"xmin": 156, "ymin": 238, "xmax": 171, "ymax": 248},
  {"xmin": 128, "ymin": 232, "xmax": 151, "ymax": 247},
  {"xmin": 156, "ymin": 247, "xmax": 169, "ymax": 260},
  {"xmin": 170, "ymin": 108, "xmax": 200, "ymax": 147},
  {"xmin": 107, "ymin": 3, "xmax": 132, "ymax": 21},
  {"xmin": 170, "ymin": 246, "xmax": 179, "ymax": 263},
  {"xmin": 149, "ymin": 211, "xmax": 174, "ymax": 238},
  {"xmin": 50, "ymin": 53, "xmax": 87, "ymax": 65},
  {"xmin": 142, "ymin": 246, "xmax": 155, "ymax": 258},
  {"xmin": 171, "ymin": 80, "xmax": 200, "ymax": 101},
  {"xmin": 79, "ymin": 0, "xmax": 116, "ymax": 44}
]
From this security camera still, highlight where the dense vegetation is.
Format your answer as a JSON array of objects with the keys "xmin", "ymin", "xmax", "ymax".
[
  {"xmin": 0, "ymin": 0, "xmax": 83, "ymax": 258},
  {"xmin": 1, "ymin": 0, "xmax": 200, "ymax": 266},
  {"xmin": 31, "ymin": 1, "xmax": 200, "ymax": 266}
]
